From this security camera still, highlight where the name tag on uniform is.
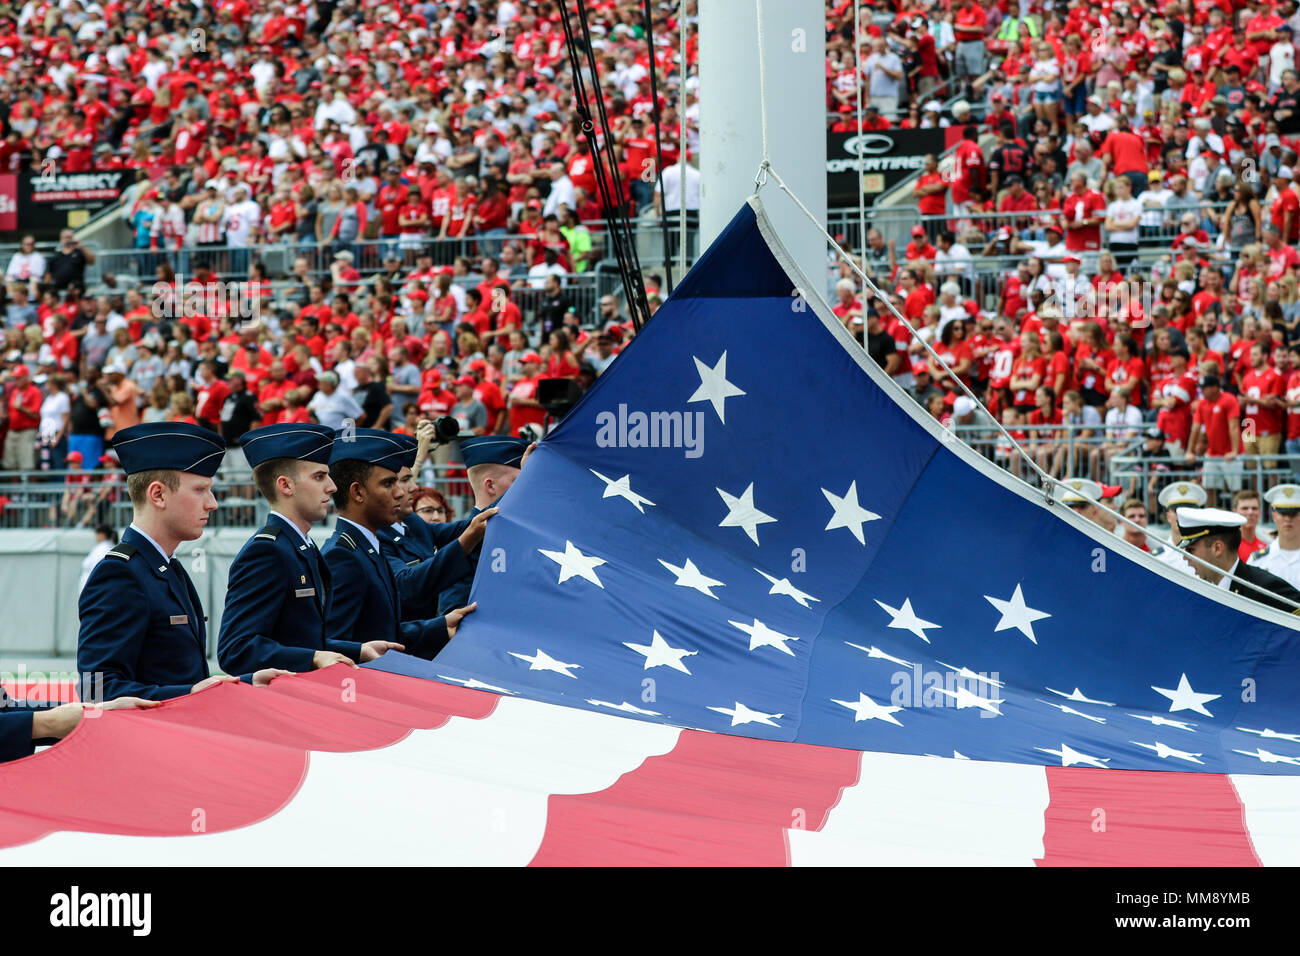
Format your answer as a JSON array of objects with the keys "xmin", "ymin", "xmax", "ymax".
[
  {"xmin": 295, "ymin": 587, "xmax": 317, "ymax": 598},
  {"xmin": 170, "ymin": 615, "xmax": 189, "ymax": 625}
]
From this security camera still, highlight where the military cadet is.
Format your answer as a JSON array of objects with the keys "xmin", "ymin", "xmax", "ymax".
[
  {"xmin": 1153, "ymin": 481, "xmax": 1209, "ymax": 574},
  {"xmin": 1178, "ymin": 507, "xmax": 1300, "ymax": 614},
  {"xmin": 217, "ymin": 423, "xmax": 405, "ymax": 674},
  {"xmin": 436, "ymin": 435, "xmax": 533, "ymax": 615},
  {"xmin": 322, "ymin": 428, "xmax": 477, "ymax": 658},
  {"xmin": 78, "ymin": 422, "xmax": 291, "ymax": 700},
  {"xmin": 1248, "ymin": 484, "xmax": 1300, "ymax": 591},
  {"xmin": 376, "ymin": 430, "xmax": 489, "ymax": 619},
  {"xmin": 0, "ymin": 689, "xmax": 157, "ymax": 763},
  {"xmin": 1059, "ymin": 478, "xmax": 1107, "ymax": 528}
]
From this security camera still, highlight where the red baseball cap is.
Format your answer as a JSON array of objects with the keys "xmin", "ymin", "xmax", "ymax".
[
  {"xmin": 65, "ymin": 451, "xmax": 83, "ymax": 464},
  {"xmin": 453, "ymin": 376, "xmax": 476, "ymax": 388},
  {"xmin": 12, "ymin": 364, "xmax": 29, "ymax": 377},
  {"xmin": 911, "ymin": 225, "xmax": 926, "ymax": 237},
  {"xmin": 1100, "ymin": 484, "xmax": 1123, "ymax": 499},
  {"xmin": 468, "ymin": 359, "xmax": 488, "ymax": 372},
  {"xmin": 521, "ymin": 351, "xmax": 543, "ymax": 363}
]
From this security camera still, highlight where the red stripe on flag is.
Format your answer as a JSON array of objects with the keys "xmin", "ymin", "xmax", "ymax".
[
  {"xmin": 0, "ymin": 668, "xmax": 499, "ymax": 850},
  {"xmin": 1037, "ymin": 767, "xmax": 1261, "ymax": 866},
  {"xmin": 529, "ymin": 729, "xmax": 862, "ymax": 866}
]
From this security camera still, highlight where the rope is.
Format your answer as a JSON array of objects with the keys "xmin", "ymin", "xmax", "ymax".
[
  {"xmin": 761, "ymin": 165, "xmax": 1300, "ymax": 611},
  {"xmin": 753, "ymin": 0, "xmax": 771, "ymax": 189},
  {"xmin": 853, "ymin": 0, "xmax": 867, "ymax": 267},
  {"xmin": 556, "ymin": 0, "xmax": 651, "ymax": 331},
  {"xmin": 642, "ymin": 0, "xmax": 674, "ymax": 293},
  {"xmin": 679, "ymin": 3, "xmax": 688, "ymax": 279}
]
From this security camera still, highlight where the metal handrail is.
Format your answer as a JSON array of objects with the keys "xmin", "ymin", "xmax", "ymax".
[{"xmin": 0, "ymin": 462, "xmax": 484, "ymax": 531}]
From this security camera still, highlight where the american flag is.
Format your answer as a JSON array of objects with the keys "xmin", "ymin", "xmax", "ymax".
[
  {"xmin": 426, "ymin": 200, "xmax": 1300, "ymax": 779},
  {"xmin": 3, "ymin": 200, "xmax": 1300, "ymax": 866}
]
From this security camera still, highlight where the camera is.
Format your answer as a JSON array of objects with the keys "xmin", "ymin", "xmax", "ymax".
[{"xmin": 427, "ymin": 415, "xmax": 460, "ymax": 444}]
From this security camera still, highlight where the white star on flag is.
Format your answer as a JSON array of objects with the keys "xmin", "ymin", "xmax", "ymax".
[
  {"xmin": 729, "ymin": 618, "xmax": 799, "ymax": 656},
  {"xmin": 874, "ymin": 597, "xmax": 940, "ymax": 643},
  {"xmin": 688, "ymin": 351, "xmax": 746, "ymax": 423},
  {"xmin": 985, "ymin": 584, "xmax": 1051, "ymax": 644},
  {"xmin": 1129, "ymin": 714, "xmax": 1197, "ymax": 732},
  {"xmin": 538, "ymin": 540, "xmax": 607, "ymax": 588},
  {"xmin": 508, "ymin": 648, "xmax": 582, "ymax": 678},
  {"xmin": 846, "ymin": 642, "xmax": 912, "ymax": 668},
  {"xmin": 1232, "ymin": 747, "xmax": 1300, "ymax": 765},
  {"xmin": 1036, "ymin": 744, "xmax": 1110, "ymax": 768},
  {"xmin": 1036, "ymin": 699, "xmax": 1106, "ymax": 724},
  {"xmin": 754, "ymin": 568, "xmax": 820, "ymax": 607},
  {"xmin": 657, "ymin": 557, "xmax": 725, "ymax": 598},
  {"xmin": 717, "ymin": 483, "xmax": 777, "ymax": 545},
  {"xmin": 1151, "ymin": 673, "xmax": 1221, "ymax": 717},
  {"xmin": 623, "ymin": 630, "xmax": 697, "ymax": 674},
  {"xmin": 586, "ymin": 699, "xmax": 661, "ymax": 716},
  {"xmin": 1131, "ymin": 741, "xmax": 1204, "ymax": 764},
  {"xmin": 821, "ymin": 480, "xmax": 882, "ymax": 545},
  {"xmin": 1045, "ymin": 687, "xmax": 1115, "ymax": 706},
  {"xmin": 436, "ymin": 675, "xmax": 517, "ymax": 695},
  {"xmin": 707, "ymin": 701, "xmax": 782, "ymax": 727},
  {"xmin": 589, "ymin": 469, "xmax": 656, "ymax": 513},
  {"xmin": 936, "ymin": 661, "xmax": 1005, "ymax": 688},
  {"xmin": 935, "ymin": 686, "xmax": 1005, "ymax": 716},
  {"xmin": 1238, "ymin": 727, "xmax": 1300, "ymax": 743},
  {"xmin": 831, "ymin": 692, "xmax": 904, "ymax": 726}
]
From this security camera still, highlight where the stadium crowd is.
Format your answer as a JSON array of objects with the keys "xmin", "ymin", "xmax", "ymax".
[
  {"xmin": 7, "ymin": 0, "xmax": 1300, "ymax": 526},
  {"xmin": 820, "ymin": 0, "xmax": 1300, "ymax": 518},
  {"xmin": 0, "ymin": 0, "xmax": 705, "ymax": 524}
]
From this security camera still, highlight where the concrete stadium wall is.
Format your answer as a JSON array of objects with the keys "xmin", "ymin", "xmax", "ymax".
[{"xmin": 0, "ymin": 526, "xmax": 333, "ymax": 660}]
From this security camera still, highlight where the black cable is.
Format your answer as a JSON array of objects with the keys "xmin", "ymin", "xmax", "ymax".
[
  {"xmin": 555, "ymin": 0, "xmax": 651, "ymax": 332},
  {"xmin": 641, "ymin": 0, "xmax": 673, "ymax": 295},
  {"xmin": 571, "ymin": 4, "xmax": 650, "ymax": 320}
]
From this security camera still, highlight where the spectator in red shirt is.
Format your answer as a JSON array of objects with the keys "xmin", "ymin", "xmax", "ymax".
[
  {"xmin": 903, "ymin": 225, "xmax": 937, "ymax": 261},
  {"xmin": 1097, "ymin": 116, "xmax": 1150, "ymax": 196},
  {"xmin": 1186, "ymin": 375, "xmax": 1243, "ymax": 507},
  {"xmin": 1271, "ymin": 171, "xmax": 1300, "ymax": 243},
  {"xmin": 507, "ymin": 351, "xmax": 547, "ymax": 437},
  {"xmin": 1240, "ymin": 340, "xmax": 1287, "ymax": 465},
  {"xmin": 913, "ymin": 153, "xmax": 948, "ymax": 237},
  {"xmin": 1060, "ymin": 171, "xmax": 1107, "ymax": 253},
  {"xmin": 997, "ymin": 176, "xmax": 1039, "ymax": 232},
  {"xmin": 2, "ymin": 365, "xmax": 42, "ymax": 471},
  {"xmin": 256, "ymin": 361, "xmax": 294, "ymax": 427}
]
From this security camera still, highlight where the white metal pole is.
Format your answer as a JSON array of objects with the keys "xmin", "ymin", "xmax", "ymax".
[{"xmin": 699, "ymin": 0, "xmax": 827, "ymax": 286}]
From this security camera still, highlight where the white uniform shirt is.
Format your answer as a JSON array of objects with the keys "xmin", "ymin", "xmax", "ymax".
[{"xmin": 1248, "ymin": 540, "xmax": 1300, "ymax": 591}]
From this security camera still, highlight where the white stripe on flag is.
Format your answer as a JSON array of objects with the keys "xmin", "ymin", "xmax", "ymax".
[
  {"xmin": 0, "ymin": 696, "xmax": 681, "ymax": 865},
  {"xmin": 788, "ymin": 752, "xmax": 1050, "ymax": 866},
  {"xmin": 1231, "ymin": 774, "xmax": 1300, "ymax": 866}
]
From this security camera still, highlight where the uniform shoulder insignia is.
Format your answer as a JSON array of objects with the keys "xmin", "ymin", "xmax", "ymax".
[
  {"xmin": 105, "ymin": 543, "xmax": 136, "ymax": 560},
  {"xmin": 253, "ymin": 525, "xmax": 282, "ymax": 542},
  {"xmin": 338, "ymin": 532, "xmax": 358, "ymax": 551}
]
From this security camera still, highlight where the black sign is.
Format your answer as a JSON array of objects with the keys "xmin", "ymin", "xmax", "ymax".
[
  {"xmin": 19, "ymin": 170, "xmax": 133, "ymax": 237},
  {"xmin": 826, "ymin": 129, "xmax": 945, "ymax": 207}
]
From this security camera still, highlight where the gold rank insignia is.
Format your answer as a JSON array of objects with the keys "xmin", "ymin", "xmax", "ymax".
[{"xmin": 301, "ymin": 575, "xmax": 307, "ymax": 584}]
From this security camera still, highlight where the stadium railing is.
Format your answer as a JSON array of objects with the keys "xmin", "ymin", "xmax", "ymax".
[
  {"xmin": 946, "ymin": 424, "xmax": 1300, "ymax": 515},
  {"xmin": 0, "ymin": 462, "xmax": 479, "ymax": 531}
]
